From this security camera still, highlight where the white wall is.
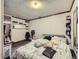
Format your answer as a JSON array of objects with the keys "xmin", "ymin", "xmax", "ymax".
[
  {"xmin": 70, "ymin": 0, "xmax": 78, "ymax": 47},
  {"xmin": 0, "ymin": 10, "xmax": 3, "ymax": 59},
  {"xmin": 29, "ymin": 13, "xmax": 69, "ymax": 39},
  {"xmin": 0, "ymin": 0, "xmax": 4, "ymax": 59},
  {"xmin": 11, "ymin": 17, "xmax": 28, "ymax": 42}
]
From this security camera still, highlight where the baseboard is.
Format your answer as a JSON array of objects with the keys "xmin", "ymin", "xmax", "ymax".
[{"xmin": 12, "ymin": 40, "xmax": 31, "ymax": 47}]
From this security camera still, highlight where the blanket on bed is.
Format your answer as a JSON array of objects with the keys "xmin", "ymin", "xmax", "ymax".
[{"xmin": 13, "ymin": 39, "xmax": 72, "ymax": 59}]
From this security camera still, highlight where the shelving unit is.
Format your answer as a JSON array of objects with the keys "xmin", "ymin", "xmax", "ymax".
[
  {"xmin": 4, "ymin": 15, "xmax": 12, "ymax": 59},
  {"xmin": 66, "ymin": 16, "xmax": 71, "ymax": 39},
  {"xmin": 12, "ymin": 20, "xmax": 29, "ymax": 29}
]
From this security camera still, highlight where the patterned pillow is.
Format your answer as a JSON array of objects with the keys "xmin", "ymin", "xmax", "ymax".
[{"xmin": 34, "ymin": 39, "xmax": 49, "ymax": 48}]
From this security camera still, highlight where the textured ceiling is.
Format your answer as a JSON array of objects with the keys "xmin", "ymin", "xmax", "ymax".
[{"xmin": 4, "ymin": 0, "xmax": 73, "ymax": 20}]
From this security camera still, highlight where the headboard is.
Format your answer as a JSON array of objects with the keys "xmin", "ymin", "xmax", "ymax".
[
  {"xmin": 42, "ymin": 34, "xmax": 70, "ymax": 45},
  {"xmin": 42, "ymin": 34, "xmax": 66, "ymax": 38}
]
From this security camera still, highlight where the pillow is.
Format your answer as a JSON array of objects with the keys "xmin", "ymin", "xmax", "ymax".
[
  {"xmin": 51, "ymin": 36, "xmax": 66, "ymax": 43},
  {"xmin": 51, "ymin": 36, "xmax": 60, "ymax": 45},
  {"xmin": 43, "ymin": 42, "xmax": 52, "ymax": 48},
  {"xmin": 59, "ymin": 37, "xmax": 66, "ymax": 43},
  {"xmin": 43, "ymin": 36, "xmax": 51, "ymax": 41},
  {"xmin": 34, "ymin": 39, "xmax": 49, "ymax": 48}
]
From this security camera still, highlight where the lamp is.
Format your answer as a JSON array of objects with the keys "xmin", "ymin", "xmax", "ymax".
[{"xmin": 30, "ymin": 0, "xmax": 42, "ymax": 9}]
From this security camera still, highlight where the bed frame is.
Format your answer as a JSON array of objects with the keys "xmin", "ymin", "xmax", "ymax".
[{"xmin": 42, "ymin": 34, "xmax": 66, "ymax": 38}]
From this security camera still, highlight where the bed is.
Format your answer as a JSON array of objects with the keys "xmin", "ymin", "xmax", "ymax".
[{"xmin": 13, "ymin": 34, "xmax": 72, "ymax": 59}]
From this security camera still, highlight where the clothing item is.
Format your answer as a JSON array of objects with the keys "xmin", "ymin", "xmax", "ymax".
[{"xmin": 25, "ymin": 32, "xmax": 31, "ymax": 41}]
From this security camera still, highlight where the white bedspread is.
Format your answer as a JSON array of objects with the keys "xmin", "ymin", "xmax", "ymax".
[{"xmin": 13, "ymin": 39, "xmax": 72, "ymax": 59}]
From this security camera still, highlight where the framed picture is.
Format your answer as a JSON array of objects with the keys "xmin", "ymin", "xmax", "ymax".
[{"xmin": 73, "ymin": 7, "xmax": 78, "ymax": 48}]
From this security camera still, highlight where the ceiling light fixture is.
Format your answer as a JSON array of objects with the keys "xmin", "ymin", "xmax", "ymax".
[{"xmin": 30, "ymin": 0, "xmax": 42, "ymax": 9}]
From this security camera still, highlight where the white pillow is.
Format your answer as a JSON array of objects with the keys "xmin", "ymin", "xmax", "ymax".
[
  {"xmin": 59, "ymin": 37, "xmax": 66, "ymax": 43},
  {"xmin": 34, "ymin": 39, "xmax": 49, "ymax": 48}
]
